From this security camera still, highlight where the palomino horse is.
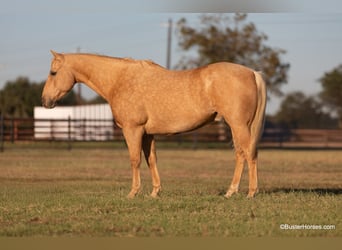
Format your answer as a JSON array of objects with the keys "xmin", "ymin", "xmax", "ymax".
[{"xmin": 42, "ymin": 51, "xmax": 266, "ymax": 198}]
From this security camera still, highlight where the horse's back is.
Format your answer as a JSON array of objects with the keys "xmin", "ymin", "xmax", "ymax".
[{"xmin": 201, "ymin": 62, "xmax": 256, "ymax": 84}]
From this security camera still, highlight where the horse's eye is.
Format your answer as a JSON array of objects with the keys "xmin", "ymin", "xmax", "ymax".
[{"xmin": 50, "ymin": 70, "xmax": 57, "ymax": 76}]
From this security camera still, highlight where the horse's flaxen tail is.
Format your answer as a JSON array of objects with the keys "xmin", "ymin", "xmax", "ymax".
[{"xmin": 249, "ymin": 71, "xmax": 267, "ymax": 158}]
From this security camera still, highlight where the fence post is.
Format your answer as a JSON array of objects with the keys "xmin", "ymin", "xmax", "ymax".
[
  {"xmin": 50, "ymin": 119, "xmax": 54, "ymax": 141},
  {"xmin": 192, "ymin": 132, "xmax": 198, "ymax": 150},
  {"xmin": 82, "ymin": 118, "xmax": 86, "ymax": 141},
  {"xmin": 10, "ymin": 117, "xmax": 14, "ymax": 143},
  {"xmin": 0, "ymin": 115, "xmax": 4, "ymax": 152},
  {"xmin": 68, "ymin": 116, "xmax": 72, "ymax": 151}
]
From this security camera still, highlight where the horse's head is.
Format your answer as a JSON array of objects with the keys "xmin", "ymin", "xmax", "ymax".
[{"xmin": 42, "ymin": 50, "xmax": 76, "ymax": 108}]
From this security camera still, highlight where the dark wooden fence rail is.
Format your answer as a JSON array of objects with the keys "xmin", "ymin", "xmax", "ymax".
[{"xmin": 1, "ymin": 117, "xmax": 342, "ymax": 150}]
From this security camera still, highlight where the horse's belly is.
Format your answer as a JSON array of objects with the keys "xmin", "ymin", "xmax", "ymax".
[{"xmin": 144, "ymin": 111, "xmax": 216, "ymax": 135}]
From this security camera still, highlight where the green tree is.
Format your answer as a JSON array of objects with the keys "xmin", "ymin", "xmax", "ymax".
[
  {"xmin": 176, "ymin": 13, "xmax": 290, "ymax": 97},
  {"xmin": 273, "ymin": 91, "xmax": 337, "ymax": 129},
  {"xmin": 0, "ymin": 77, "xmax": 43, "ymax": 117},
  {"xmin": 319, "ymin": 64, "xmax": 342, "ymax": 126}
]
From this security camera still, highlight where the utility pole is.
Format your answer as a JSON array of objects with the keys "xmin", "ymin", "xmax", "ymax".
[
  {"xmin": 166, "ymin": 18, "xmax": 172, "ymax": 70},
  {"xmin": 76, "ymin": 47, "xmax": 82, "ymax": 105}
]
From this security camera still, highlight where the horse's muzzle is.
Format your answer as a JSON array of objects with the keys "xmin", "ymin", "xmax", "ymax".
[{"xmin": 42, "ymin": 97, "xmax": 56, "ymax": 109}]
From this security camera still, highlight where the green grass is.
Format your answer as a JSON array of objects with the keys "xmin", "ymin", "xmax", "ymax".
[{"xmin": 0, "ymin": 147, "xmax": 341, "ymax": 237}]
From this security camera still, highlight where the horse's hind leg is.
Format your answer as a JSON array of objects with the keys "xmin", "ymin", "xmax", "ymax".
[
  {"xmin": 225, "ymin": 148, "xmax": 245, "ymax": 198},
  {"xmin": 225, "ymin": 124, "xmax": 258, "ymax": 198},
  {"xmin": 246, "ymin": 152, "xmax": 258, "ymax": 198},
  {"xmin": 142, "ymin": 134, "xmax": 161, "ymax": 197}
]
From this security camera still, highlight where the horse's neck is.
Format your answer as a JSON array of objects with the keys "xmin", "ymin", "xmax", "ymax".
[{"xmin": 68, "ymin": 54, "xmax": 125, "ymax": 102}]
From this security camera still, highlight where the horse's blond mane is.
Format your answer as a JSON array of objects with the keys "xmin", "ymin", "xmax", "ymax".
[{"xmin": 68, "ymin": 53, "xmax": 162, "ymax": 68}]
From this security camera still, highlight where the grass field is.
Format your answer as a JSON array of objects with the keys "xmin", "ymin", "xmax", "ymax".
[{"xmin": 0, "ymin": 145, "xmax": 341, "ymax": 237}]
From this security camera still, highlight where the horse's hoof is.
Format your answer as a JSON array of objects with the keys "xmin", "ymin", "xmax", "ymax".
[
  {"xmin": 149, "ymin": 186, "xmax": 161, "ymax": 198},
  {"xmin": 224, "ymin": 188, "xmax": 238, "ymax": 198},
  {"xmin": 224, "ymin": 192, "xmax": 235, "ymax": 199},
  {"xmin": 127, "ymin": 189, "xmax": 139, "ymax": 198},
  {"xmin": 150, "ymin": 193, "xmax": 159, "ymax": 198},
  {"xmin": 224, "ymin": 194, "xmax": 232, "ymax": 199},
  {"xmin": 247, "ymin": 189, "xmax": 258, "ymax": 199},
  {"xmin": 127, "ymin": 193, "xmax": 135, "ymax": 199}
]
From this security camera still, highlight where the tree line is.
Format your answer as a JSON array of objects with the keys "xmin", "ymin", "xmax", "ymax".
[{"xmin": 0, "ymin": 14, "xmax": 341, "ymax": 129}]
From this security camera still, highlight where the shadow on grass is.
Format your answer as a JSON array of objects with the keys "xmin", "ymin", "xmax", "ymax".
[
  {"xmin": 217, "ymin": 188, "xmax": 342, "ymax": 196},
  {"xmin": 261, "ymin": 188, "xmax": 342, "ymax": 195}
]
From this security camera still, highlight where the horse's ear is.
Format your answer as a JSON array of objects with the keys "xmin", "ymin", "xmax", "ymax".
[
  {"xmin": 50, "ymin": 50, "xmax": 58, "ymax": 58},
  {"xmin": 50, "ymin": 50, "xmax": 63, "ymax": 60},
  {"xmin": 50, "ymin": 50, "xmax": 64, "ymax": 70}
]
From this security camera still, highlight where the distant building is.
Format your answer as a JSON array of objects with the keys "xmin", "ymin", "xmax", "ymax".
[{"xmin": 34, "ymin": 104, "xmax": 114, "ymax": 141}]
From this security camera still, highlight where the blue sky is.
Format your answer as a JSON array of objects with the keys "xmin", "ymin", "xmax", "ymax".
[{"xmin": 1, "ymin": 1, "xmax": 342, "ymax": 114}]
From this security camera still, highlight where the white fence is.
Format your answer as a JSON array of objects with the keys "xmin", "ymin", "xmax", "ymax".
[{"xmin": 34, "ymin": 104, "xmax": 114, "ymax": 141}]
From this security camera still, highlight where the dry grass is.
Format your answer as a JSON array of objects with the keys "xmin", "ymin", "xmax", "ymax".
[{"xmin": 0, "ymin": 147, "xmax": 341, "ymax": 237}]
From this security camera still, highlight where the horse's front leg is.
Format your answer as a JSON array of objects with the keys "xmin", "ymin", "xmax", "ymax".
[{"xmin": 123, "ymin": 126, "xmax": 144, "ymax": 198}]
